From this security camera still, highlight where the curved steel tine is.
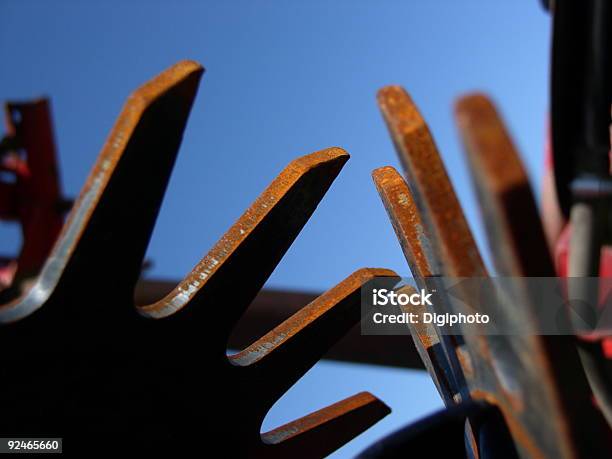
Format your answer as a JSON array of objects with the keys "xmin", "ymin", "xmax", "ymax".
[
  {"xmin": 454, "ymin": 93, "xmax": 554, "ymax": 277},
  {"xmin": 377, "ymin": 87, "xmax": 606, "ymax": 458},
  {"xmin": 0, "ymin": 61, "xmax": 204, "ymax": 323},
  {"xmin": 260, "ymin": 392, "xmax": 390, "ymax": 459},
  {"xmin": 455, "ymin": 93, "xmax": 611, "ymax": 457},
  {"xmin": 376, "ymin": 87, "xmax": 486, "ymax": 407},
  {"xmin": 377, "ymin": 86, "xmax": 486, "ymax": 278},
  {"xmin": 230, "ymin": 268, "xmax": 396, "ymax": 406},
  {"xmin": 138, "ymin": 148, "xmax": 349, "ymax": 338},
  {"xmin": 372, "ymin": 166, "xmax": 464, "ymax": 404}
]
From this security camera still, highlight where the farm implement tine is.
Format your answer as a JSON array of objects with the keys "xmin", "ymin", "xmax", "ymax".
[
  {"xmin": 373, "ymin": 85, "xmax": 609, "ymax": 458},
  {"xmin": 377, "ymin": 85, "xmax": 486, "ymax": 278},
  {"xmin": 454, "ymin": 93, "xmax": 611, "ymax": 457},
  {"xmin": 0, "ymin": 61, "xmax": 391, "ymax": 457},
  {"xmin": 454, "ymin": 93, "xmax": 554, "ymax": 277},
  {"xmin": 261, "ymin": 392, "xmax": 390, "ymax": 459},
  {"xmin": 138, "ymin": 148, "xmax": 350, "ymax": 339},
  {"xmin": 232, "ymin": 268, "xmax": 397, "ymax": 406},
  {"xmin": 372, "ymin": 166, "xmax": 462, "ymax": 404}
]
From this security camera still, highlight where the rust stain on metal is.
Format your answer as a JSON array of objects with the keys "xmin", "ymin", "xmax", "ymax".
[
  {"xmin": 261, "ymin": 392, "xmax": 390, "ymax": 458},
  {"xmin": 372, "ymin": 166, "xmax": 437, "ymax": 278},
  {"xmin": 138, "ymin": 148, "xmax": 349, "ymax": 318},
  {"xmin": 231, "ymin": 267, "xmax": 394, "ymax": 366}
]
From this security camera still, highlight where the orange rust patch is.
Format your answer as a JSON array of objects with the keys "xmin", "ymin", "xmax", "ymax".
[
  {"xmin": 138, "ymin": 148, "xmax": 349, "ymax": 318},
  {"xmin": 231, "ymin": 267, "xmax": 396, "ymax": 366},
  {"xmin": 372, "ymin": 166, "xmax": 434, "ymax": 278}
]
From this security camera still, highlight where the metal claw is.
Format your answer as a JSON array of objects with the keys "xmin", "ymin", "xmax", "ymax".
[
  {"xmin": 232, "ymin": 268, "xmax": 395, "ymax": 405},
  {"xmin": 262, "ymin": 392, "xmax": 390, "ymax": 459},
  {"xmin": 0, "ymin": 62, "xmax": 391, "ymax": 457}
]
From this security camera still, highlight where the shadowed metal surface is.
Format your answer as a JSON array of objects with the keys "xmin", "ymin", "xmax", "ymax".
[
  {"xmin": 455, "ymin": 93, "xmax": 610, "ymax": 457},
  {"xmin": 136, "ymin": 280, "xmax": 423, "ymax": 368},
  {"xmin": 0, "ymin": 61, "xmax": 392, "ymax": 456},
  {"xmin": 370, "ymin": 87, "xmax": 610, "ymax": 458}
]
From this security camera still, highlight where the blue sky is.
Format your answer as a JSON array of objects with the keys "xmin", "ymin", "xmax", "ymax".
[{"xmin": 1, "ymin": 1, "xmax": 550, "ymax": 456}]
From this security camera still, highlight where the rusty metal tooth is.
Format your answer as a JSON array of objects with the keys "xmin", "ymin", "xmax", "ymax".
[
  {"xmin": 231, "ymin": 268, "xmax": 396, "ymax": 406},
  {"xmin": 138, "ymin": 148, "xmax": 350, "ymax": 339},
  {"xmin": 454, "ymin": 93, "xmax": 611, "ymax": 458},
  {"xmin": 262, "ymin": 392, "xmax": 390, "ymax": 459},
  {"xmin": 228, "ymin": 269, "xmax": 395, "ymax": 457},
  {"xmin": 372, "ymin": 166, "xmax": 463, "ymax": 404},
  {"xmin": 375, "ymin": 88, "xmax": 485, "ymax": 406},
  {"xmin": 377, "ymin": 85, "xmax": 486, "ymax": 278},
  {"xmin": 371, "ymin": 166, "xmax": 440, "ymax": 278},
  {"xmin": 374, "ymin": 86, "xmax": 609, "ymax": 458},
  {"xmin": 0, "ymin": 60, "xmax": 204, "ymax": 323},
  {"xmin": 135, "ymin": 280, "xmax": 424, "ymax": 369},
  {"xmin": 454, "ymin": 93, "xmax": 554, "ymax": 276}
]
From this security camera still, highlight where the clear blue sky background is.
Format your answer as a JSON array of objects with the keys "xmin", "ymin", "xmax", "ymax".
[{"xmin": 1, "ymin": 1, "xmax": 550, "ymax": 456}]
